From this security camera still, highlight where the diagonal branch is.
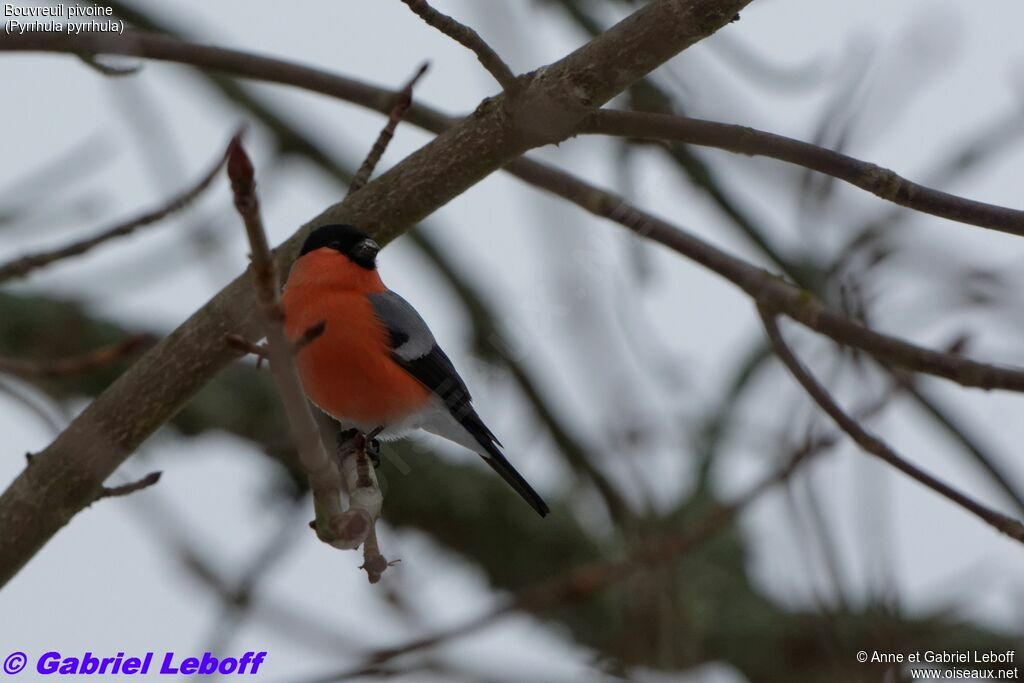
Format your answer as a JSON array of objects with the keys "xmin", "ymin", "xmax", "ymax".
[
  {"xmin": 758, "ymin": 309, "xmax": 1024, "ymax": 544},
  {"xmin": 5, "ymin": 33, "xmax": 1024, "ymax": 242},
  {"xmin": 580, "ymin": 110, "xmax": 1024, "ymax": 238},
  {"xmin": 348, "ymin": 62, "xmax": 429, "ymax": 196},
  {"xmin": 0, "ymin": 0, "xmax": 752, "ymax": 588},
  {"xmin": 903, "ymin": 381, "xmax": 1024, "ymax": 514},
  {"xmin": 399, "ymin": 0, "xmax": 517, "ymax": 92},
  {"xmin": 5, "ymin": 32, "xmax": 1021, "ymax": 394},
  {"xmin": 501, "ymin": 156, "xmax": 1024, "ymax": 392},
  {"xmin": 0, "ymin": 148, "xmax": 227, "ymax": 283}
]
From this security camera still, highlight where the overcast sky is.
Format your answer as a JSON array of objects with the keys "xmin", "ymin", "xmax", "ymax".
[{"xmin": 2, "ymin": 1, "xmax": 1024, "ymax": 681}]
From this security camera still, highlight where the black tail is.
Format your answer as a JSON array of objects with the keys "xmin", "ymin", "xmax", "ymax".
[{"xmin": 461, "ymin": 412, "xmax": 549, "ymax": 517}]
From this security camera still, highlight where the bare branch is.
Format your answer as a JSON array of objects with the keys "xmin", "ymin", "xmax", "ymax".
[
  {"xmin": 6, "ymin": 32, "xmax": 1020, "ymax": 394},
  {"xmin": 0, "ymin": 0, "xmax": 765, "ymax": 588},
  {"xmin": 226, "ymin": 136, "xmax": 343, "ymax": 541},
  {"xmin": 759, "ymin": 309, "xmax": 1024, "ymax": 544},
  {"xmin": 0, "ymin": 334, "xmax": 153, "ymax": 380},
  {"xmin": 399, "ymin": 0, "xmax": 516, "ymax": 92},
  {"xmin": 224, "ymin": 335, "xmax": 269, "ymax": 367},
  {"xmin": 348, "ymin": 62, "xmax": 430, "ymax": 196},
  {"xmin": 581, "ymin": 110, "xmax": 1024, "ymax": 238},
  {"xmin": 227, "ymin": 136, "xmax": 390, "ymax": 579},
  {"xmin": 226, "ymin": 320, "xmax": 325, "ymax": 367},
  {"xmin": 335, "ymin": 432, "xmax": 390, "ymax": 583},
  {"xmin": 93, "ymin": 471, "xmax": 162, "ymax": 502},
  {"xmin": 8, "ymin": 32, "xmax": 1021, "ymax": 244},
  {"xmin": 502, "ymin": 156, "xmax": 1024, "ymax": 392},
  {"xmin": 0, "ymin": 149, "xmax": 226, "ymax": 283}
]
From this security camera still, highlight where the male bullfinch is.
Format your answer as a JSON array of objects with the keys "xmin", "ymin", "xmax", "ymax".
[{"xmin": 281, "ymin": 224, "xmax": 549, "ymax": 518}]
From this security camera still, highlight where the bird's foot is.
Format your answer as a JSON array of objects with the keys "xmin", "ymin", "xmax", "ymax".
[
  {"xmin": 365, "ymin": 425, "xmax": 384, "ymax": 468},
  {"xmin": 336, "ymin": 427, "xmax": 383, "ymax": 468},
  {"xmin": 337, "ymin": 428, "xmax": 359, "ymax": 446},
  {"xmin": 366, "ymin": 437, "xmax": 381, "ymax": 469}
]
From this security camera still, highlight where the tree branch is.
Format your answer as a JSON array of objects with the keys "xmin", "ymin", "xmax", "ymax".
[
  {"xmin": 0, "ymin": 335, "xmax": 152, "ymax": 380},
  {"xmin": 580, "ymin": 110, "xmax": 1024, "ymax": 238},
  {"xmin": 903, "ymin": 381, "xmax": 1024, "ymax": 514},
  {"xmin": 226, "ymin": 135, "xmax": 343, "ymax": 534},
  {"xmin": 348, "ymin": 62, "xmax": 429, "ymax": 196},
  {"xmin": 398, "ymin": 0, "xmax": 517, "ymax": 92},
  {"xmin": 226, "ymin": 137, "xmax": 388, "ymax": 578},
  {"xmin": 5, "ymin": 33, "xmax": 1023, "ymax": 242},
  {"xmin": 758, "ymin": 309, "xmax": 1024, "ymax": 544},
  {"xmin": 501, "ymin": 156, "xmax": 1024, "ymax": 392},
  {"xmin": 0, "ymin": 149, "xmax": 226, "ymax": 283},
  {"xmin": 226, "ymin": 319, "xmax": 325, "ymax": 366},
  {"xmin": 0, "ymin": 0, "xmax": 751, "ymax": 588},
  {"xmin": 92, "ymin": 471, "xmax": 162, "ymax": 502},
  {"xmin": 5, "ymin": 32, "xmax": 1021, "ymax": 393}
]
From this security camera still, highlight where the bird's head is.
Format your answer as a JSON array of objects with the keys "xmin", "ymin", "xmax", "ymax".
[
  {"xmin": 299, "ymin": 224, "xmax": 380, "ymax": 270},
  {"xmin": 286, "ymin": 224, "xmax": 385, "ymax": 292}
]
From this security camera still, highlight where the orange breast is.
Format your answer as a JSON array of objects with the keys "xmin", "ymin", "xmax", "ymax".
[{"xmin": 281, "ymin": 284, "xmax": 430, "ymax": 426}]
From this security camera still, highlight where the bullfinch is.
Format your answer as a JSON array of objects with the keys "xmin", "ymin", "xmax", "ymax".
[{"xmin": 281, "ymin": 224, "xmax": 549, "ymax": 517}]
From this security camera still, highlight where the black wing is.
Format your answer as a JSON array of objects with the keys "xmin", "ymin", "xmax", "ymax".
[{"xmin": 369, "ymin": 291, "xmax": 549, "ymax": 517}]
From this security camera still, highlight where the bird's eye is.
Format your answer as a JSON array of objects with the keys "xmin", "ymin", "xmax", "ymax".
[{"xmin": 328, "ymin": 240, "xmax": 342, "ymax": 250}]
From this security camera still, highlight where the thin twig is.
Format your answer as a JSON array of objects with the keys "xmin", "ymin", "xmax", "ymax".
[
  {"xmin": 312, "ymin": 449, "xmax": 810, "ymax": 683},
  {"xmin": 93, "ymin": 471, "xmax": 162, "ymax": 502},
  {"xmin": 347, "ymin": 62, "xmax": 429, "ymax": 196},
  {"xmin": 582, "ymin": 110, "xmax": 1024, "ymax": 239},
  {"xmin": 903, "ymin": 381, "xmax": 1024, "ymax": 514},
  {"xmin": 227, "ymin": 136, "xmax": 345, "ymax": 539},
  {"xmin": 759, "ymin": 308, "xmax": 1024, "ymax": 544},
  {"xmin": 0, "ymin": 148, "xmax": 227, "ymax": 283},
  {"xmin": 398, "ymin": 0, "xmax": 517, "ymax": 92},
  {"xmin": 227, "ymin": 135, "xmax": 389, "ymax": 579},
  {"xmin": 0, "ymin": 334, "xmax": 153, "ymax": 379},
  {"xmin": 333, "ymin": 431, "xmax": 389, "ymax": 582},
  {"xmin": 358, "ymin": 523, "xmax": 392, "ymax": 585},
  {"xmin": 225, "ymin": 335, "xmax": 270, "ymax": 367},
  {"xmin": 226, "ymin": 320, "xmax": 325, "ymax": 368}
]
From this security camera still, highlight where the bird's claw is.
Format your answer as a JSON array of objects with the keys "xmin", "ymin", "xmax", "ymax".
[
  {"xmin": 337, "ymin": 428, "xmax": 359, "ymax": 448},
  {"xmin": 367, "ymin": 438, "xmax": 381, "ymax": 469},
  {"xmin": 337, "ymin": 428, "xmax": 382, "ymax": 468}
]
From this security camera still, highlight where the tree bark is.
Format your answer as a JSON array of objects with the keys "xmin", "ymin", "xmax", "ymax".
[{"xmin": 0, "ymin": 0, "xmax": 751, "ymax": 587}]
